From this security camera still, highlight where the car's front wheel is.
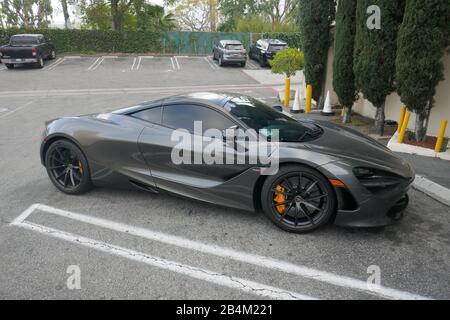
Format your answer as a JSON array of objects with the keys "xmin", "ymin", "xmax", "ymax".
[
  {"xmin": 5, "ymin": 64, "xmax": 14, "ymax": 69},
  {"xmin": 45, "ymin": 140, "xmax": 92, "ymax": 195},
  {"xmin": 218, "ymin": 56, "xmax": 224, "ymax": 67},
  {"xmin": 50, "ymin": 49, "xmax": 56, "ymax": 60},
  {"xmin": 261, "ymin": 165, "xmax": 336, "ymax": 233}
]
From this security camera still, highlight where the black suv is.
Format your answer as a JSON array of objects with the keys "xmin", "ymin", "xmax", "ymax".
[{"xmin": 249, "ymin": 39, "xmax": 288, "ymax": 67}]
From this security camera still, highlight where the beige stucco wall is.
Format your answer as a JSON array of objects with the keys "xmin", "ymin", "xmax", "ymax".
[{"xmin": 327, "ymin": 49, "xmax": 450, "ymax": 138}]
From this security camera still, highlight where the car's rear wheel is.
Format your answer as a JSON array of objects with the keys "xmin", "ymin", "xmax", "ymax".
[
  {"xmin": 240, "ymin": 61, "xmax": 246, "ymax": 68},
  {"xmin": 50, "ymin": 50, "xmax": 56, "ymax": 60},
  {"xmin": 5, "ymin": 64, "xmax": 14, "ymax": 69},
  {"xmin": 45, "ymin": 140, "xmax": 92, "ymax": 195},
  {"xmin": 261, "ymin": 165, "xmax": 336, "ymax": 233}
]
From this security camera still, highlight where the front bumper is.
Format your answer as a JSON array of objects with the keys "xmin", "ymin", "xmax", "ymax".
[
  {"xmin": 1, "ymin": 58, "xmax": 38, "ymax": 64},
  {"xmin": 320, "ymin": 161, "xmax": 415, "ymax": 227}
]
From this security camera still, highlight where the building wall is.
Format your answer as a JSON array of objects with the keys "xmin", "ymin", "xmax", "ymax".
[{"xmin": 327, "ymin": 48, "xmax": 450, "ymax": 138}]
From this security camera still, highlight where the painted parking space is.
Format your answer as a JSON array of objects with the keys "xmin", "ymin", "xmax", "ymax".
[{"xmin": 9, "ymin": 203, "xmax": 431, "ymax": 300}]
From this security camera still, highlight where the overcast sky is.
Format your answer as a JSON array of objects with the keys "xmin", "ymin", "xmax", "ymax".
[{"xmin": 50, "ymin": 0, "xmax": 165, "ymax": 24}]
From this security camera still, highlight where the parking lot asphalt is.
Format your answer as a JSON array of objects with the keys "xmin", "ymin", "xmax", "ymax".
[{"xmin": 0, "ymin": 56, "xmax": 449, "ymax": 300}]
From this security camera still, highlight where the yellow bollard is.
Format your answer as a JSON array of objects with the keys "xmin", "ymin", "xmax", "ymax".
[
  {"xmin": 341, "ymin": 107, "xmax": 345, "ymax": 117},
  {"xmin": 398, "ymin": 105, "xmax": 407, "ymax": 132},
  {"xmin": 284, "ymin": 77, "xmax": 291, "ymax": 108},
  {"xmin": 397, "ymin": 111, "xmax": 411, "ymax": 143},
  {"xmin": 305, "ymin": 85, "xmax": 313, "ymax": 113},
  {"xmin": 435, "ymin": 120, "xmax": 448, "ymax": 153}
]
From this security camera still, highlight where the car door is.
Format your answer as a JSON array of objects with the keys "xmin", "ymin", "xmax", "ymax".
[
  {"xmin": 137, "ymin": 103, "xmax": 254, "ymax": 192},
  {"xmin": 256, "ymin": 40, "xmax": 265, "ymax": 62}
]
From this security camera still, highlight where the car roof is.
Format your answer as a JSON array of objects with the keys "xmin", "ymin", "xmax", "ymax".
[
  {"xmin": 259, "ymin": 39, "xmax": 287, "ymax": 45},
  {"xmin": 12, "ymin": 34, "xmax": 43, "ymax": 38},
  {"xmin": 220, "ymin": 40, "xmax": 243, "ymax": 45},
  {"xmin": 112, "ymin": 92, "xmax": 245, "ymax": 115}
]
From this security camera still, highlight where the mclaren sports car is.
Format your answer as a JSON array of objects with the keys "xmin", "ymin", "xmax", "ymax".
[{"xmin": 40, "ymin": 92, "xmax": 414, "ymax": 233}]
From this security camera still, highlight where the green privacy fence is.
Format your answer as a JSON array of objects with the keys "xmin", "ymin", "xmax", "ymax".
[
  {"xmin": 0, "ymin": 28, "xmax": 302, "ymax": 55},
  {"xmin": 162, "ymin": 31, "xmax": 252, "ymax": 55}
]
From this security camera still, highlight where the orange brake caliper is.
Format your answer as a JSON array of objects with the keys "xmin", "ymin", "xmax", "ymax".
[
  {"xmin": 274, "ymin": 185, "xmax": 286, "ymax": 215},
  {"xmin": 78, "ymin": 161, "xmax": 83, "ymax": 175}
]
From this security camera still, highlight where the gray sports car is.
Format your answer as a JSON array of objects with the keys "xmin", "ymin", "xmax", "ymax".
[{"xmin": 40, "ymin": 92, "xmax": 414, "ymax": 233}]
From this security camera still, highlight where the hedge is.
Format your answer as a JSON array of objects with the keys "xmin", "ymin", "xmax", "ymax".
[
  {"xmin": 0, "ymin": 28, "xmax": 302, "ymax": 54},
  {"xmin": 0, "ymin": 28, "xmax": 162, "ymax": 53}
]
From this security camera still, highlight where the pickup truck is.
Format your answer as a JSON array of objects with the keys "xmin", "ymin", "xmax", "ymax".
[{"xmin": 0, "ymin": 34, "xmax": 56, "ymax": 69}]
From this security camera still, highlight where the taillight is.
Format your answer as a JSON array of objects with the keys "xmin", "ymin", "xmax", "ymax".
[{"xmin": 31, "ymin": 47, "xmax": 36, "ymax": 56}]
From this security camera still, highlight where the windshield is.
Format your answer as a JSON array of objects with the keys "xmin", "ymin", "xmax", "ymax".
[
  {"xmin": 224, "ymin": 96, "xmax": 323, "ymax": 142},
  {"xmin": 10, "ymin": 36, "xmax": 39, "ymax": 46},
  {"xmin": 225, "ymin": 44, "xmax": 243, "ymax": 50}
]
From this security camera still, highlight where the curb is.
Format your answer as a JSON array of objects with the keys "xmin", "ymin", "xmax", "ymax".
[
  {"xmin": 412, "ymin": 175, "xmax": 450, "ymax": 207},
  {"xmin": 387, "ymin": 132, "xmax": 450, "ymax": 161}
]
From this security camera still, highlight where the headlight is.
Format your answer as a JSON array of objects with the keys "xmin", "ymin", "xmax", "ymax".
[{"xmin": 353, "ymin": 167, "xmax": 403, "ymax": 190}]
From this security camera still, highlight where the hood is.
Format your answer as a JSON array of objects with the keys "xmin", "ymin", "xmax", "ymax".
[{"xmin": 306, "ymin": 120, "xmax": 412, "ymax": 177}]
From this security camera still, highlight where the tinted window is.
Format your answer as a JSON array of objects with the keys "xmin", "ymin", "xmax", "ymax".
[
  {"xmin": 10, "ymin": 36, "xmax": 39, "ymax": 45},
  {"xmin": 224, "ymin": 96, "xmax": 322, "ymax": 142},
  {"xmin": 132, "ymin": 107, "xmax": 162, "ymax": 124},
  {"xmin": 268, "ymin": 44, "xmax": 287, "ymax": 52},
  {"xmin": 226, "ymin": 44, "xmax": 243, "ymax": 50},
  {"xmin": 163, "ymin": 104, "xmax": 235, "ymax": 134}
]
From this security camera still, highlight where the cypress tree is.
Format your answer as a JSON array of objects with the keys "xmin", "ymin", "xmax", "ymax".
[
  {"xmin": 354, "ymin": 0, "xmax": 405, "ymax": 135},
  {"xmin": 333, "ymin": 0, "xmax": 358, "ymax": 124},
  {"xmin": 396, "ymin": 0, "xmax": 450, "ymax": 142},
  {"xmin": 299, "ymin": 0, "xmax": 336, "ymax": 107}
]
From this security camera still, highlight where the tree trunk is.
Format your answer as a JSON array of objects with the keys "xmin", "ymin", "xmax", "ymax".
[
  {"xmin": 342, "ymin": 106, "xmax": 352, "ymax": 124},
  {"xmin": 111, "ymin": 0, "xmax": 119, "ymax": 31},
  {"xmin": 375, "ymin": 103, "xmax": 385, "ymax": 136},
  {"xmin": 61, "ymin": 0, "xmax": 71, "ymax": 29},
  {"xmin": 414, "ymin": 112, "xmax": 428, "ymax": 142}
]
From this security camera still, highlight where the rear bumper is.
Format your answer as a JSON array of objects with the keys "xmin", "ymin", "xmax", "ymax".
[
  {"xmin": 222, "ymin": 56, "xmax": 246, "ymax": 63},
  {"xmin": 1, "ymin": 58, "xmax": 38, "ymax": 64}
]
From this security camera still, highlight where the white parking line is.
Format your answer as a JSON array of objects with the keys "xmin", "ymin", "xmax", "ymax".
[
  {"xmin": 0, "ymin": 66, "xmax": 6, "ymax": 71},
  {"xmin": 247, "ymin": 60, "xmax": 259, "ymax": 70},
  {"xmin": 87, "ymin": 57, "xmax": 101, "ymax": 71},
  {"xmin": 11, "ymin": 203, "xmax": 432, "ymax": 300},
  {"xmin": 136, "ymin": 56, "xmax": 142, "ymax": 70},
  {"xmin": 0, "ymin": 101, "xmax": 33, "ymax": 119},
  {"xmin": 11, "ymin": 213, "xmax": 315, "ymax": 300},
  {"xmin": 44, "ymin": 57, "xmax": 66, "ymax": 71},
  {"xmin": 204, "ymin": 56, "xmax": 218, "ymax": 70},
  {"xmin": 173, "ymin": 56, "xmax": 181, "ymax": 70},
  {"xmin": 131, "ymin": 57, "xmax": 137, "ymax": 70}
]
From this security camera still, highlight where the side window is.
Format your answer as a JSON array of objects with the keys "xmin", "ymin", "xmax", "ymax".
[
  {"xmin": 162, "ymin": 104, "xmax": 235, "ymax": 134},
  {"xmin": 131, "ymin": 107, "xmax": 162, "ymax": 124}
]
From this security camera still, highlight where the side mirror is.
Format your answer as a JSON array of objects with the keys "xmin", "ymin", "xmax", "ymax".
[
  {"xmin": 222, "ymin": 125, "xmax": 239, "ymax": 142},
  {"xmin": 273, "ymin": 105, "xmax": 283, "ymax": 112}
]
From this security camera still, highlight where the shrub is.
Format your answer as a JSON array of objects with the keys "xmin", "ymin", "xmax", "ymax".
[{"xmin": 270, "ymin": 48, "xmax": 305, "ymax": 78}]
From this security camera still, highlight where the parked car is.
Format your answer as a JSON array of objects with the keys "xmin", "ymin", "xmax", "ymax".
[
  {"xmin": 0, "ymin": 34, "xmax": 56, "ymax": 69},
  {"xmin": 249, "ymin": 39, "xmax": 288, "ymax": 67},
  {"xmin": 212, "ymin": 40, "xmax": 247, "ymax": 67},
  {"xmin": 40, "ymin": 92, "xmax": 414, "ymax": 233}
]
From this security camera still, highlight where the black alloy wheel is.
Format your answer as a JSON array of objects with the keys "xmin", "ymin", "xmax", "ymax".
[
  {"xmin": 45, "ymin": 140, "xmax": 92, "ymax": 195},
  {"xmin": 261, "ymin": 165, "xmax": 336, "ymax": 233}
]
